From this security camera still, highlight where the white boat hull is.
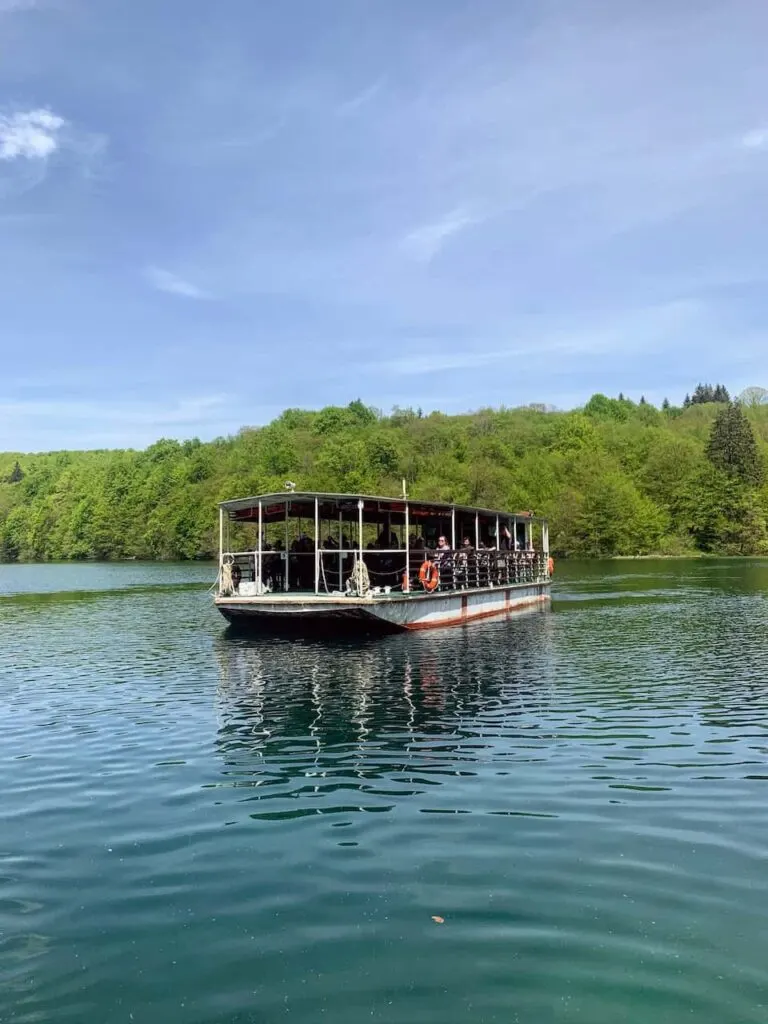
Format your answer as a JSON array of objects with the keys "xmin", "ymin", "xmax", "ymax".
[{"xmin": 215, "ymin": 582, "xmax": 550, "ymax": 633}]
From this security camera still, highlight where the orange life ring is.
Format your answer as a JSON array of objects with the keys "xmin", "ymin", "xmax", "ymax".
[
  {"xmin": 547, "ymin": 557, "xmax": 555, "ymax": 576},
  {"xmin": 418, "ymin": 560, "xmax": 439, "ymax": 592}
]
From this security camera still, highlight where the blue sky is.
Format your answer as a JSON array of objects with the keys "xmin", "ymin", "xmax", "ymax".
[{"xmin": 2, "ymin": 0, "xmax": 768, "ymax": 450}]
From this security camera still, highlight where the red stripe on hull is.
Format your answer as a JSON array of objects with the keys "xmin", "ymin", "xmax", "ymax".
[{"xmin": 403, "ymin": 594, "xmax": 548, "ymax": 630}]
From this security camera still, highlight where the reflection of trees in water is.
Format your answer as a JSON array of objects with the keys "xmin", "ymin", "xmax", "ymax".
[{"xmin": 212, "ymin": 613, "xmax": 556, "ymax": 785}]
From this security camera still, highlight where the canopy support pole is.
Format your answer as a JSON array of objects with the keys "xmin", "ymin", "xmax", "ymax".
[
  {"xmin": 218, "ymin": 507, "xmax": 224, "ymax": 593},
  {"xmin": 257, "ymin": 500, "xmax": 263, "ymax": 590},
  {"xmin": 338, "ymin": 508, "xmax": 343, "ymax": 591},
  {"xmin": 314, "ymin": 497, "xmax": 320, "ymax": 595},
  {"xmin": 284, "ymin": 501, "xmax": 289, "ymax": 591},
  {"xmin": 474, "ymin": 511, "xmax": 479, "ymax": 550},
  {"xmin": 451, "ymin": 508, "xmax": 456, "ymax": 550},
  {"xmin": 404, "ymin": 502, "xmax": 410, "ymax": 592}
]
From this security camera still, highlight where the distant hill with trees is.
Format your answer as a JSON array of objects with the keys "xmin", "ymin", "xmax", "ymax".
[{"xmin": 2, "ymin": 389, "xmax": 767, "ymax": 561}]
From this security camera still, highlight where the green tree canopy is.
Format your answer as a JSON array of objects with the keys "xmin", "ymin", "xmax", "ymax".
[
  {"xmin": 706, "ymin": 403, "xmax": 763, "ymax": 486},
  {"xmin": 2, "ymin": 394, "xmax": 768, "ymax": 561}
]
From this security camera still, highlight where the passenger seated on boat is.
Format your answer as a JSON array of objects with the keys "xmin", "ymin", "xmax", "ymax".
[
  {"xmin": 433, "ymin": 535, "xmax": 451, "ymax": 566},
  {"xmin": 453, "ymin": 542, "xmax": 472, "ymax": 589},
  {"xmin": 341, "ymin": 534, "xmax": 354, "ymax": 576},
  {"xmin": 290, "ymin": 534, "xmax": 314, "ymax": 589},
  {"xmin": 433, "ymin": 535, "xmax": 454, "ymax": 590},
  {"xmin": 365, "ymin": 541, "xmax": 381, "ymax": 586},
  {"xmin": 381, "ymin": 533, "xmax": 400, "ymax": 584},
  {"xmin": 261, "ymin": 545, "xmax": 279, "ymax": 587},
  {"xmin": 320, "ymin": 537, "xmax": 339, "ymax": 589}
]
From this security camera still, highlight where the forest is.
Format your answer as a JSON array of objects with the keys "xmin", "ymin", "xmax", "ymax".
[{"xmin": 1, "ymin": 388, "xmax": 767, "ymax": 561}]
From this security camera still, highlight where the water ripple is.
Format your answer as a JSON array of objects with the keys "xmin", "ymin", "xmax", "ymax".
[{"xmin": 2, "ymin": 559, "xmax": 768, "ymax": 1023}]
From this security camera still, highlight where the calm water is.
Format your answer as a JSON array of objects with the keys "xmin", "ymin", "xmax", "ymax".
[{"xmin": 2, "ymin": 560, "xmax": 768, "ymax": 1023}]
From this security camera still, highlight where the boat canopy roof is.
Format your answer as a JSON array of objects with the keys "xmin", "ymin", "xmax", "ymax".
[{"xmin": 219, "ymin": 491, "xmax": 546, "ymax": 526}]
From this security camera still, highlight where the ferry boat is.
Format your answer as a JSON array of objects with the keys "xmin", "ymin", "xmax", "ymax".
[{"xmin": 214, "ymin": 491, "xmax": 552, "ymax": 633}]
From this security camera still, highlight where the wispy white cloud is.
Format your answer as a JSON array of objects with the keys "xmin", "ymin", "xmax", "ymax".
[
  {"xmin": 741, "ymin": 127, "xmax": 768, "ymax": 150},
  {"xmin": 0, "ymin": 0, "xmax": 37, "ymax": 10},
  {"xmin": 367, "ymin": 300, "xmax": 706, "ymax": 377},
  {"xmin": 145, "ymin": 266, "xmax": 211, "ymax": 300},
  {"xmin": 0, "ymin": 394, "xmax": 232, "ymax": 450},
  {"xmin": 0, "ymin": 108, "xmax": 65, "ymax": 161},
  {"xmin": 336, "ymin": 77, "xmax": 386, "ymax": 117},
  {"xmin": 0, "ymin": 108, "xmax": 73, "ymax": 198},
  {"xmin": 400, "ymin": 207, "xmax": 479, "ymax": 262},
  {"xmin": 0, "ymin": 393, "xmax": 226, "ymax": 423}
]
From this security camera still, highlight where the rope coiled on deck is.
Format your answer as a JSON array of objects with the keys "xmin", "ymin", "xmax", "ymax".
[
  {"xmin": 347, "ymin": 558, "xmax": 371, "ymax": 597},
  {"xmin": 220, "ymin": 561, "xmax": 234, "ymax": 595}
]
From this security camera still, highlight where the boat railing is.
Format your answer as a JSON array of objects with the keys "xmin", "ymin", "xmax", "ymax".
[
  {"xmin": 420, "ymin": 549, "xmax": 549, "ymax": 589},
  {"xmin": 220, "ymin": 547, "xmax": 549, "ymax": 595}
]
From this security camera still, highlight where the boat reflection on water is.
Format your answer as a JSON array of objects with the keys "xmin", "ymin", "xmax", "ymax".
[{"xmin": 212, "ymin": 610, "xmax": 555, "ymax": 821}]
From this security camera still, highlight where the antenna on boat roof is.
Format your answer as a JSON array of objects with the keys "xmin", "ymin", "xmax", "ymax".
[
  {"xmin": 401, "ymin": 477, "xmax": 408, "ymax": 500},
  {"xmin": 284, "ymin": 480, "xmax": 296, "ymax": 492}
]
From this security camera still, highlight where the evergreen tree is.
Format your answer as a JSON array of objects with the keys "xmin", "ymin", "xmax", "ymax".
[
  {"xmin": 639, "ymin": 395, "xmax": 647, "ymax": 405},
  {"xmin": 683, "ymin": 394, "xmax": 691, "ymax": 408},
  {"xmin": 706, "ymin": 404, "xmax": 763, "ymax": 485},
  {"xmin": 6, "ymin": 461, "xmax": 23, "ymax": 483},
  {"xmin": 689, "ymin": 382, "xmax": 729, "ymax": 405},
  {"xmin": 662, "ymin": 398, "xmax": 670, "ymax": 411}
]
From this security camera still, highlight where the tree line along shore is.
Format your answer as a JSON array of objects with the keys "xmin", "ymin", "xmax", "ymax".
[{"xmin": 1, "ymin": 389, "xmax": 766, "ymax": 562}]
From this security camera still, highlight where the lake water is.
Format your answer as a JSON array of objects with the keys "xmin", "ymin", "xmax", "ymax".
[{"xmin": 2, "ymin": 559, "xmax": 768, "ymax": 1023}]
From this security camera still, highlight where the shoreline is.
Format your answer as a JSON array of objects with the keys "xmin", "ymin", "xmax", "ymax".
[{"xmin": 2, "ymin": 553, "xmax": 766, "ymax": 566}]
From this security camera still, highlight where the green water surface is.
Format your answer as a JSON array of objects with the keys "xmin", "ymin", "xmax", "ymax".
[{"xmin": 2, "ymin": 559, "xmax": 767, "ymax": 1023}]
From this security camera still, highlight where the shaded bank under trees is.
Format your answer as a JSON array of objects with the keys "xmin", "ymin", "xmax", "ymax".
[{"xmin": 1, "ymin": 392, "xmax": 767, "ymax": 561}]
